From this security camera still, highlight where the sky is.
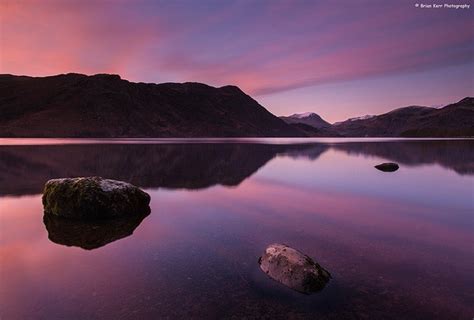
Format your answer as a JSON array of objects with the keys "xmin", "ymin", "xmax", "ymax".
[{"xmin": 0, "ymin": 0, "xmax": 473, "ymax": 122}]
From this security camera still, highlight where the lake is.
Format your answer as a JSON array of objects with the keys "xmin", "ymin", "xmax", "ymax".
[{"xmin": 0, "ymin": 138, "xmax": 473, "ymax": 319}]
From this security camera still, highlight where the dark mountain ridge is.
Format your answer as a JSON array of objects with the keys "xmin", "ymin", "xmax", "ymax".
[{"xmin": 0, "ymin": 73, "xmax": 303, "ymax": 137}]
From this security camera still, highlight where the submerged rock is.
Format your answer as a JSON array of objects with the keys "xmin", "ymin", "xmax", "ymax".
[
  {"xmin": 42, "ymin": 177, "xmax": 150, "ymax": 220},
  {"xmin": 258, "ymin": 243, "xmax": 331, "ymax": 294},
  {"xmin": 374, "ymin": 162, "xmax": 399, "ymax": 172},
  {"xmin": 43, "ymin": 212, "xmax": 149, "ymax": 250}
]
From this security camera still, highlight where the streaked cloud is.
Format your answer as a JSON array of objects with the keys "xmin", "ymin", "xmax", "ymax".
[{"xmin": 1, "ymin": 0, "xmax": 472, "ymax": 119}]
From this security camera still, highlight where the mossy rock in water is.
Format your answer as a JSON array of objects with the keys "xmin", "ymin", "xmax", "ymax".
[
  {"xmin": 42, "ymin": 177, "xmax": 150, "ymax": 220},
  {"xmin": 258, "ymin": 243, "xmax": 331, "ymax": 294},
  {"xmin": 374, "ymin": 162, "xmax": 399, "ymax": 172}
]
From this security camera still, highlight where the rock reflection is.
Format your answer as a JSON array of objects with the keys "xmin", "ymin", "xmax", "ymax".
[{"xmin": 43, "ymin": 211, "xmax": 150, "ymax": 250}]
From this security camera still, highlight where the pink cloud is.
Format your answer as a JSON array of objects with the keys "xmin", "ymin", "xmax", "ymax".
[{"xmin": 0, "ymin": 0, "xmax": 472, "ymax": 98}]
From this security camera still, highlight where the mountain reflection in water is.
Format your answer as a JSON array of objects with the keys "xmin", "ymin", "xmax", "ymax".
[{"xmin": 0, "ymin": 139, "xmax": 472, "ymax": 197}]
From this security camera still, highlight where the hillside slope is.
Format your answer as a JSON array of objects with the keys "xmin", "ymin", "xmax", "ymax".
[
  {"xmin": 333, "ymin": 97, "xmax": 474, "ymax": 137},
  {"xmin": 0, "ymin": 73, "xmax": 303, "ymax": 137}
]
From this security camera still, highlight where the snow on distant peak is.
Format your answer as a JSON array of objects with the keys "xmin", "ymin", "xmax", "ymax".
[
  {"xmin": 291, "ymin": 112, "xmax": 316, "ymax": 119},
  {"xmin": 348, "ymin": 115, "xmax": 374, "ymax": 121}
]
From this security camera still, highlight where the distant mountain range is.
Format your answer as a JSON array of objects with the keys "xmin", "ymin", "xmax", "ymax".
[
  {"xmin": 279, "ymin": 112, "xmax": 340, "ymax": 136},
  {"xmin": 280, "ymin": 97, "xmax": 474, "ymax": 137},
  {"xmin": 280, "ymin": 112, "xmax": 332, "ymax": 128},
  {"xmin": 0, "ymin": 73, "xmax": 472, "ymax": 137}
]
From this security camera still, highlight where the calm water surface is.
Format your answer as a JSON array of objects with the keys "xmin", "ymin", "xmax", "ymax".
[{"xmin": 0, "ymin": 139, "xmax": 473, "ymax": 319}]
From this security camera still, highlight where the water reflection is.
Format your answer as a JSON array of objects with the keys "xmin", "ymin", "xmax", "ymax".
[
  {"xmin": 0, "ymin": 139, "xmax": 472, "ymax": 196},
  {"xmin": 0, "ymin": 139, "xmax": 473, "ymax": 319},
  {"xmin": 43, "ymin": 212, "xmax": 150, "ymax": 250}
]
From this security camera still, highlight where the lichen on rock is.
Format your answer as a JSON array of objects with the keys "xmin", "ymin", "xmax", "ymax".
[{"xmin": 42, "ymin": 176, "xmax": 150, "ymax": 220}]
